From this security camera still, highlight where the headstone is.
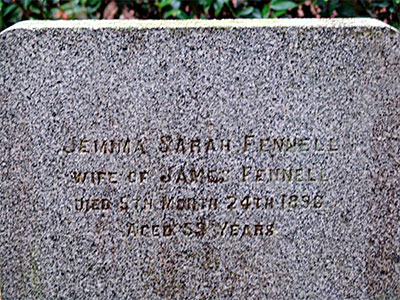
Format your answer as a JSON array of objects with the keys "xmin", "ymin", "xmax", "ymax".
[{"xmin": 0, "ymin": 19, "xmax": 399, "ymax": 299}]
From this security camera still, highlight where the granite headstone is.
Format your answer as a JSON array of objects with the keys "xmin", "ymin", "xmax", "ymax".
[{"xmin": 0, "ymin": 19, "xmax": 399, "ymax": 299}]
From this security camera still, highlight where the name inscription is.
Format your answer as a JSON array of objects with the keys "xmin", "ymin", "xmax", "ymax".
[
  {"xmin": 61, "ymin": 134, "xmax": 337, "ymax": 239},
  {"xmin": 63, "ymin": 135, "xmax": 338, "ymax": 155}
]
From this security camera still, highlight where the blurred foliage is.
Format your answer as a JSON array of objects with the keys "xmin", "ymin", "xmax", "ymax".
[{"xmin": 0, "ymin": 0, "xmax": 399, "ymax": 30}]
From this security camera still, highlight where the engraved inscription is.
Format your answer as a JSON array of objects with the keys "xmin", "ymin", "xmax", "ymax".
[{"xmin": 61, "ymin": 134, "xmax": 338, "ymax": 238}]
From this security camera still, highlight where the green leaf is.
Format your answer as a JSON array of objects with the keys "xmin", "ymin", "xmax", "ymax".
[
  {"xmin": 163, "ymin": 6, "xmax": 188, "ymax": 19},
  {"xmin": 261, "ymin": 4, "xmax": 270, "ymax": 18},
  {"xmin": 374, "ymin": 1, "xmax": 390, "ymax": 7},
  {"xmin": 22, "ymin": 0, "xmax": 32, "ymax": 10},
  {"xmin": 176, "ymin": 9, "xmax": 189, "ymax": 19},
  {"xmin": 156, "ymin": 0, "xmax": 174, "ymax": 9},
  {"xmin": 6, "ymin": 5, "xmax": 23, "ymax": 23},
  {"xmin": 252, "ymin": 8, "xmax": 261, "ymax": 18},
  {"xmin": 237, "ymin": 7, "xmax": 254, "ymax": 17},
  {"xmin": 30, "ymin": 5, "xmax": 41, "ymax": 15},
  {"xmin": 170, "ymin": 0, "xmax": 181, "ymax": 10},
  {"xmin": 87, "ymin": 0, "xmax": 101, "ymax": 6},
  {"xmin": 73, "ymin": 6, "xmax": 87, "ymax": 19},
  {"xmin": 86, "ymin": 0, "xmax": 101, "ymax": 14},
  {"xmin": 0, "ymin": 2, "xmax": 4, "ymax": 30},
  {"xmin": 270, "ymin": 0, "xmax": 297, "ymax": 11},
  {"xmin": 271, "ymin": 9, "xmax": 287, "ymax": 17},
  {"xmin": 213, "ymin": 0, "xmax": 227, "ymax": 16},
  {"xmin": 163, "ymin": 8, "xmax": 187, "ymax": 18},
  {"xmin": 60, "ymin": 2, "xmax": 73, "ymax": 11},
  {"xmin": 3, "ymin": 4, "xmax": 19, "ymax": 17},
  {"xmin": 202, "ymin": 0, "xmax": 213, "ymax": 13}
]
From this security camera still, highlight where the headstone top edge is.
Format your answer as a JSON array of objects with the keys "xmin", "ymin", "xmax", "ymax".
[{"xmin": 1, "ymin": 18, "xmax": 398, "ymax": 34}]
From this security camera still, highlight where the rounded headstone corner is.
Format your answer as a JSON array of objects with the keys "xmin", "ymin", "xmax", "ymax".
[
  {"xmin": 0, "ymin": 20, "xmax": 37, "ymax": 42},
  {"xmin": 1, "ymin": 20, "xmax": 33, "ymax": 34}
]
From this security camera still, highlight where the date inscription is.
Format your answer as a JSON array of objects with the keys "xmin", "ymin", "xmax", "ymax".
[{"xmin": 61, "ymin": 133, "xmax": 338, "ymax": 239}]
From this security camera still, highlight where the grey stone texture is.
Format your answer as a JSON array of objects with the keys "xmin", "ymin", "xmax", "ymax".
[{"xmin": 0, "ymin": 19, "xmax": 399, "ymax": 299}]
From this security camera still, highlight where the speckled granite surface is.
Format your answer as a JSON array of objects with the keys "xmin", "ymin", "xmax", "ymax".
[{"xmin": 0, "ymin": 19, "xmax": 399, "ymax": 299}]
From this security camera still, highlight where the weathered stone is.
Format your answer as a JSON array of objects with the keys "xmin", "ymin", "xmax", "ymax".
[{"xmin": 0, "ymin": 19, "xmax": 399, "ymax": 299}]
